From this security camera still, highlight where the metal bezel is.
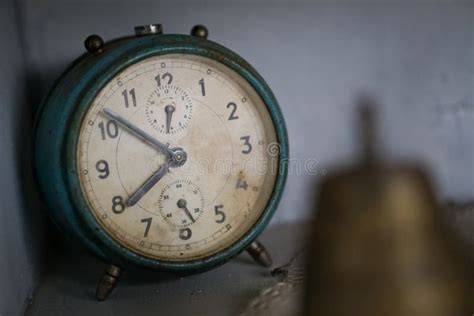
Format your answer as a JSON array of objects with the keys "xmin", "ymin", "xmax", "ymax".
[{"xmin": 35, "ymin": 34, "xmax": 288, "ymax": 271}]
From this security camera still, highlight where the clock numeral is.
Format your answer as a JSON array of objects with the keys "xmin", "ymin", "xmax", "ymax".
[
  {"xmin": 95, "ymin": 160, "xmax": 109, "ymax": 179},
  {"xmin": 226, "ymin": 102, "xmax": 239, "ymax": 120},
  {"xmin": 122, "ymin": 88, "xmax": 137, "ymax": 108},
  {"xmin": 240, "ymin": 136, "xmax": 252, "ymax": 154},
  {"xmin": 98, "ymin": 120, "xmax": 118, "ymax": 140},
  {"xmin": 155, "ymin": 72, "xmax": 173, "ymax": 87},
  {"xmin": 112, "ymin": 196, "xmax": 125, "ymax": 214},
  {"xmin": 141, "ymin": 217, "xmax": 153, "ymax": 237},
  {"xmin": 179, "ymin": 228, "xmax": 192, "ymax": 240},
  {"xmin": 199, "ymin": 78, "xmax": 206, "ymax": 96},
  {"xmin": 236, "ymin": 178, "xmax": 248, "ymax": 190},
  {"xmin": 214, "ymin": 205, "xmax": 226, "ymax": 224}
]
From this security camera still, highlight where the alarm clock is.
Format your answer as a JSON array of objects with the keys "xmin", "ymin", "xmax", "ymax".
[{"xmin": 34, "ymin": 24, "xmax": 288, "ymax": 300}]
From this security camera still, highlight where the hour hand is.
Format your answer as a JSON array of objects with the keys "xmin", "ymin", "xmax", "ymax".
[
  {"xmin": 103, "ymin": 107, "xmax": 173, "ymax": 157},
  {"xmin": 127, "ymin": 162, "xmax": 169, "ymax": 207}
]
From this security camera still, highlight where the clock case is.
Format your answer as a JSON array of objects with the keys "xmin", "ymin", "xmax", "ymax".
[{"xmin": 34, "ymin": 32, "xmax": 289, "ymax": 272}]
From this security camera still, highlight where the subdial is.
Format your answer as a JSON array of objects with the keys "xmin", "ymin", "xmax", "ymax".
[
  {"xmin": 157, "ymin": 179, "xmax": 205, "ymax": 228},
  {"xmin": 145, "ymin": 85, "xmax": 193, "ymax": 135}
]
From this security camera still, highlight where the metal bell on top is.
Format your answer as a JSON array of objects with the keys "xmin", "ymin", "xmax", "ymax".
[{"xmin": 304, "ymin": 98, "xmax": 473, "ymax": 315}]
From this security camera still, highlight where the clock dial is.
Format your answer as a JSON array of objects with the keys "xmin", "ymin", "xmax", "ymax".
[
  {"xmin": 157, "ymin": 179, "xmax": 205, "ymax": 228},
  {"xmin": 77, "ymin": 54, "xmax": 279, "ymax": 261},
  {"xmin": 144, "ymin": 85, "xmax": 193, "ymax": 135}
]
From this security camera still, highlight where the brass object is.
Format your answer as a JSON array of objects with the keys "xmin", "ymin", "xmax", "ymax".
[
  {"xmin": 304, "ymin": 101, "xmax": 473, "ymax": 315},
  {"xmin": 96, "ymin": 264, "xmax": 122, "ymax": 301},
  {"xmin": 247, "ymin": 240, "xmax": 273, "ymax": 267}
]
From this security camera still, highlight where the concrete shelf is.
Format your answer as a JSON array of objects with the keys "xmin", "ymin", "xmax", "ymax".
[{"xmin": 27, "ymin": 223, "xmax": 305, "ymax": 316}]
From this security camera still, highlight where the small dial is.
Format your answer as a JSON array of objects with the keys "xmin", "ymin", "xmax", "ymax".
[
  {"xmin": 157, "ymin": 179, "xmax": 205, "ymax": 228},
  {"xmin": 145, "ymin": 85, "xmax": 193, "ymax": 135}
]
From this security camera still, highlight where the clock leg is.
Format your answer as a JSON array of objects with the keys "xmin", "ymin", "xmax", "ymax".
[
  {"xmin": 96, "ymin": 264, "xmax": 122, "ymax": 301},
  {"xmin": 246, "ymin": 240, "xmax": 273, "ymax": 267}
]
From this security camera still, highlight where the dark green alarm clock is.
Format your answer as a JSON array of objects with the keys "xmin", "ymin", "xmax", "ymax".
[{"xmin": 34, "ymin": 24, "xmax": 288, "ymax": 300}]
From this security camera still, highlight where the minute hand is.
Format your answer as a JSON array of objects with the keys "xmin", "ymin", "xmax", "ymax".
[{"xmin": 103, "ymin": 107, "xmax": 173, "ymax": 157}]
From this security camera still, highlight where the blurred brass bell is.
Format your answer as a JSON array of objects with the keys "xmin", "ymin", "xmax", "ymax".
[{"xmin": 304, "ymin": 100, "xmax": 473, "ymax": 316}]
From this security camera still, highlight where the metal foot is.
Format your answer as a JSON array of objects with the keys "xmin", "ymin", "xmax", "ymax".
[
  {"xmin": 96, "ymin": 264, "xmax": 122, "ymax": 301},
  {"xmin": 246, "ymin": 240, "xmax": 273, "ymax": 267}
]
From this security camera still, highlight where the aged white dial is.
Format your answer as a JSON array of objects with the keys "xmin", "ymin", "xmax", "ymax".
[{"xmin": 77, "ymin": 54, "xmax": 279, "ymax": 261}]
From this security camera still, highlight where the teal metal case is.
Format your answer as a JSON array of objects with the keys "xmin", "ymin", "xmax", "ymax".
[{"xmin": 34, "ymin": 33, "xmax": 288, "ymax": 271}]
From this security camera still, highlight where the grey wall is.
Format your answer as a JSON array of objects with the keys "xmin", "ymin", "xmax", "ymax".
[
  {"xmin": 0, "ymin": 1, "xmax": 46, "ymax": 316},
  {"xmin": 1, "ymin": 1, "xmax": 473, "ymax": 314}
]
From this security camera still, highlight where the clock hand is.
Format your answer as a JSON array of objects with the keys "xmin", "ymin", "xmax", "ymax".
[
  {"xmin": 103, "ymin": 108, "xmax": 188, "ymax": 206},
  {"xmin": 177, "ymin": 199, "xmax": 196, "ymax": 223},
  {"xmin": 127, "ymin": 161, "xmax": 169, "ymax": 207},
  {"xmin": 126, "ymin": 146, "xmax": 187, "ymax": 206},
  {"xmin": 103, "ymin": 107, "xmax": 174, "ymax": 157},
  {"xmin": 165, "ymin": 105, "xmax": 175, "ymax": 134}
]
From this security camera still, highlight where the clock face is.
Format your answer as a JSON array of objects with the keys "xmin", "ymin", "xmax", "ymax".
[{"xmin": 77, "ymin": 54, "xmax": 279, "ymax": 261}]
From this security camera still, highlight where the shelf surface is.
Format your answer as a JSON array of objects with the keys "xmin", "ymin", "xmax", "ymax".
[{"xmin": 27, "ymin": 222, "xmax": 306, "ymax": 316}]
